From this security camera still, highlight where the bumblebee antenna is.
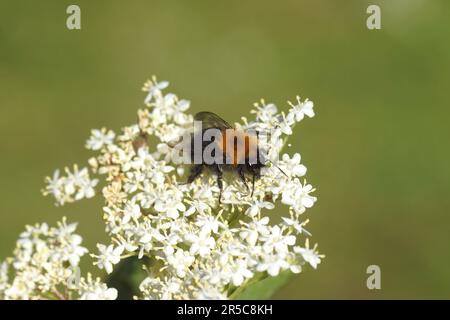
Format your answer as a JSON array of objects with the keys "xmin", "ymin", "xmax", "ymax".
[{"xmin": 266, "ymin": 159, "xmax": 288, "ymax": 177}]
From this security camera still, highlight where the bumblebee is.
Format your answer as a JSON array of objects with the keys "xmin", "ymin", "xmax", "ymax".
[{"xmin": 186, "ymin": 112, "xmax": 266, "ymax": 203}]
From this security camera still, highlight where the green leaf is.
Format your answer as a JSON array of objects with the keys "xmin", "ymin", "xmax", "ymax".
[
  {"xmin": 232, "ymin": 271, "xmax": 293, "ymax": 300},
  {"xmin": 106, "ymin": 256, "xmax": 149, "ymax": 300}
]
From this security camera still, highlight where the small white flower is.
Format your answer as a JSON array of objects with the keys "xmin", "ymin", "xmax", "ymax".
[
  {"xmin": 75, "ymin": 177, "xmax": 98, "ymax": 200},
  {"xmin": 277, "ymin": 113, "xmax": 294, "ymax": 136},
  {"xmin": 257, "ymin": 252, "xmax": 290, "ymax": 277},
  {"xmin": 251, "ymin": 101, "xmax": 278, "ymax": 123},
  {"xmin": 230, "ymin": 259, "xmax": 254, "ymax": 286},
  {"xmin": 43, "ymin": 170, "xmax": 64, "ymax": 202},
  {"xmin": 287, "ymin": 96, "xmax": 315, "ymax": 122},
  {"xmin": 143, "ymin": 78, "xmax": 169, "ymax": 105},
  {"xmin": 187, "ymin": 233, "xmax": 216, "ymax": 257},
  {"xmin": 294, "ymin": 239, "xmax": 323, "ymax": 269},
  {"xmin": 93, "ymin": 244, "xmax": 124, "ymax": 274},
  {"xmin": 280, "ymin": 153, "xmax": 307, "ymax": 177},
  {"xmin": 281, "ymin": 179, "xmax": 317, "ymax": 214},
  {"xmin": 122, "ymin": 200, "xmax": 141, "ymax": 224},
  {"xmin": 78, "ymin": 275, "xmax": 118, "ymax": 300},
  {"xmin": 185, "ymin": 199, "xmax": 210, "ymax": 216},
  {"xmin": 154, "ymin": 192, "xmax": 186, "ymax": 220},
  {"xmin": 239, "ymin": 217, "xmax": 271, "ymax": 246},
  {"xmin": 166, "ymin": 249, "xmax": 195, "ymax": 278},
  {"xmin": 86, "ymin": 128, "xmax": 115, "ymax": 150},
  {"xmin": 195, "ymin": 214, "xmax": 222, "ymax": 235},
  {"xmin": 137, "ymin": 180, "xmax": 158, "ymax": 209},
  {"xmin": 262, "ymin": 225, "xmax": 296, "ymax": 254},
  {"xmin": 245, "ymin": 200, "xmax": 274, "ymax": 217},
  {"xmin": 281, "ymin": 217, "xmax": 312, "ymax": 236}
]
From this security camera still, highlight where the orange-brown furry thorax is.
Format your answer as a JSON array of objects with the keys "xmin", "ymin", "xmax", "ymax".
[{"xmin": 216, "ymin": 129, "xmax": 259, "ymax": 166}]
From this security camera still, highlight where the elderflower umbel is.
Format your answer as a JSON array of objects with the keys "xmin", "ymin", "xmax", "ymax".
[
  {"xmin": 39, "ymin": 76, "xmax": 323, "ymax": 300},
  {"xmin": 0, "ymin": 218, "xmax": 116, "ymax": 300}
]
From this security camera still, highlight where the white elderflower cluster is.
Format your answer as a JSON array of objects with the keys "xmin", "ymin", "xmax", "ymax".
[
  {"xmin": 42, "ymin": 165, "xmax": 98, "ymax": 206},
  {"xmin": 77, "ymin": 274, "xmax": 118, "ymax": 300},
  {"xmin": 65, "ymin": 77, "xmax": 321, "ymax": 299},
  {"xmin": 0, "ymin": 218, "xmax": 116, "ymax": 300},
  {"xmin": 1, "ymin": 77, "xmax": 322, "ymax": 300}
]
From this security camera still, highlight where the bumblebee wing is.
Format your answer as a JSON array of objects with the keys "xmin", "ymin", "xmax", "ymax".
[{"xmin": 194, "ymin": 111, "xmax": 232, "ymax": 130}]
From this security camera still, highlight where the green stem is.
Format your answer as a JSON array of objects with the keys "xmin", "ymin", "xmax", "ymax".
[{"xmin": 228, "ymin": 272, "xmax": 267, "ymax": 300}]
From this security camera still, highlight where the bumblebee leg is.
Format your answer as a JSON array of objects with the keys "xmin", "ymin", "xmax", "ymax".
[
  {"xmin": 213, "ymin": 165, "xmax": 223, "ymax": 204},
  {"xmin": 187, "ymin": 165, "xmax": 203, "ymax": 184},
  {"xmin": 238, "ymin": 167, "xmax": 249, "ymax": 191},
  {"xmin": 251, "ymin": 172, "xmax": 256, "ymax": 197}
]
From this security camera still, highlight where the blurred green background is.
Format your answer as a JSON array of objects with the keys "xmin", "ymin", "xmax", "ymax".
[{"xmin": 1, "ymin": 0, "xmax": 449, "ymax": 299}]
